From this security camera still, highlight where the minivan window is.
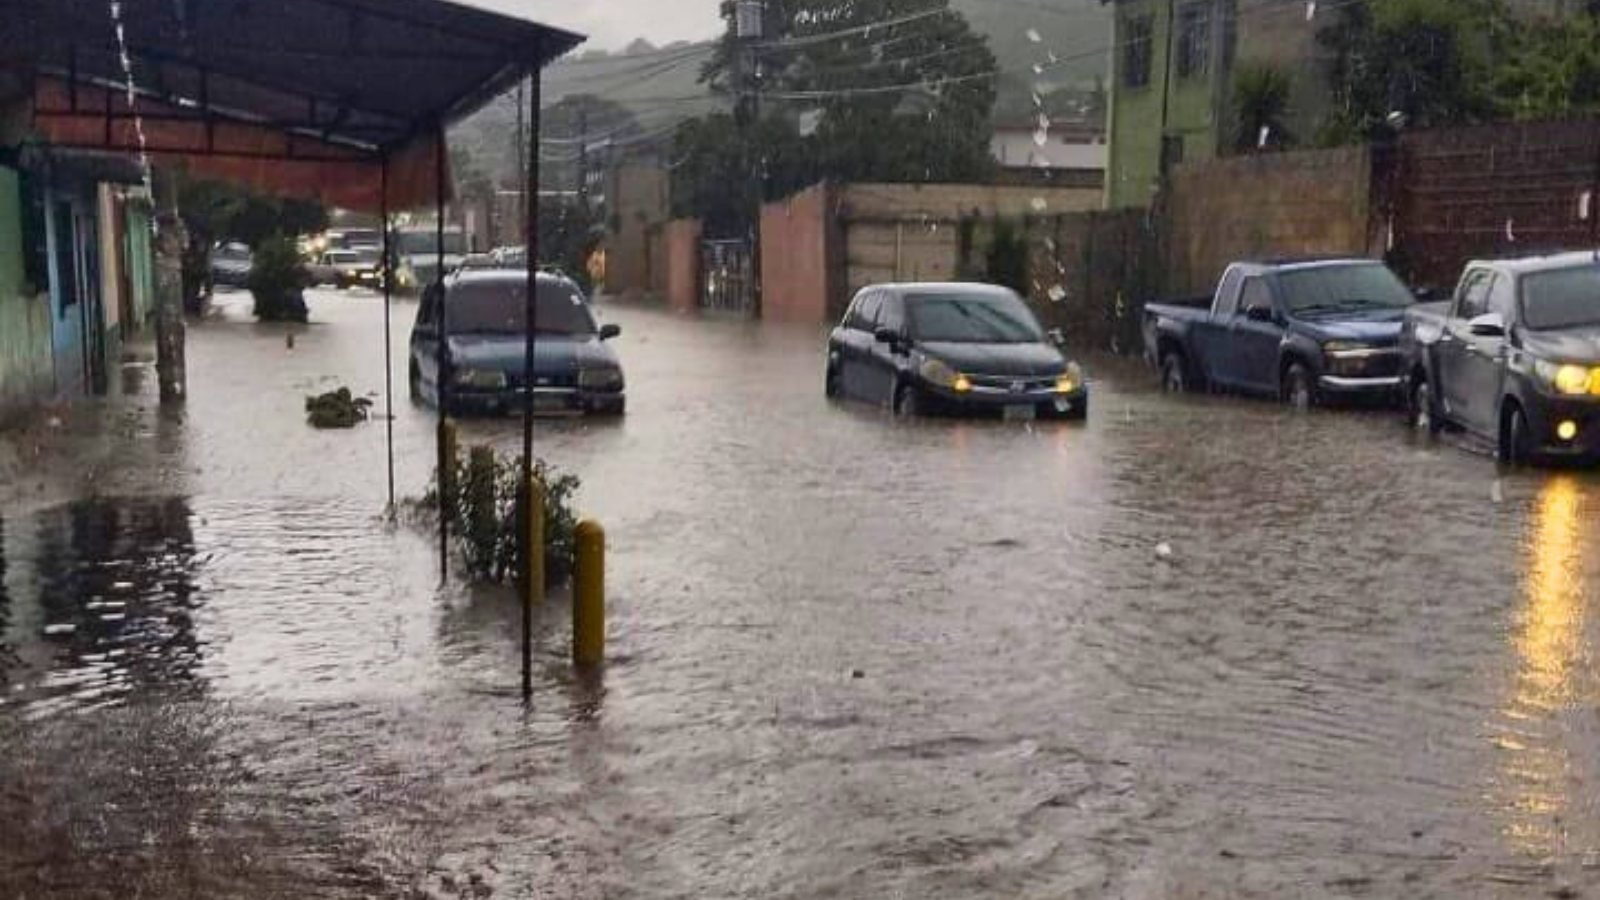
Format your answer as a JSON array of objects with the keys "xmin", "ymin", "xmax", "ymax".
[
  {"xmin": 447, "ymin": 280, "xmax": 593, "ymax": 335},
  {"xmin": 906, "ymin": 292, "xmax": 1044, "ymax": 344},
  {"xmin": 849, "ymin": 291, "xmax": 882, "ymax": 331},
  {"xmin": 1521, "ymin": 264, "xmax": 1600, "ymax": 331}
]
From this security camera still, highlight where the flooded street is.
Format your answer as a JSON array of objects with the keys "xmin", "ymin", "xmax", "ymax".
[{"xmin": 5, "ymin": 287, "xmax": 1600, "ymax": 898}]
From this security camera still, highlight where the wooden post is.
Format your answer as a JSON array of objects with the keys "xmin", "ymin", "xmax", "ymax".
[{"xmin": 152, "ymin": 171, "xmax": 186, "ymax": 404}]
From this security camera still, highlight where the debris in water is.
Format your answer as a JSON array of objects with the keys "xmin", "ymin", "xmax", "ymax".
[
  {"xmin": 1155, "ymin": 542, "xmax": 1174, "ymax": 561},
  {"xmin": 305, "ymin": 387, "xmax": 373, "ymax": 429},
  {"xmin": 851, "ymin": 668, "xmax": 865, "ymax": 679},
  {"xmin": 1030, "ymin": 197, "xmax": 1048, "ymax": 212},
  {"xmin": 1026, "ymin": 28, "xmax": 1042, "ymax": 43},
  {"xmin": 43, "ymin": 623, "xmax": 77, "ymax": 636}
]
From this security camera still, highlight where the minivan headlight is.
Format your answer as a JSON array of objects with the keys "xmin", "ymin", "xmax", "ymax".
[
  {"xmin": 454, "ymin": 369, "xmax": 507, "ymax": 389},
  {"xmin": 579, "ymin": 367, "xmax": 624, "ymax": 390},
  {"xmin": 1056, "ymin": 361, "xmax": 1085, "ymax": 394}
]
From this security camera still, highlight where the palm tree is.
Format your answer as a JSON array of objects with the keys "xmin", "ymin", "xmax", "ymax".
[{"xmin": 1232, "ymin": 63, "xmax": 1295, "ymax": 152}]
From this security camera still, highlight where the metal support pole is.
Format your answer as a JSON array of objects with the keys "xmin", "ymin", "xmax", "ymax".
[
  {"xmin": 381, "ymin": 157, "xmax": 396, "ymax": 510},
  {"xmin": 435, "ymin": 123, "xmax": 450, "ymax": 580},
  {"xmin": 521, "ymin": 67, "xmax": 543, "ymax": 703}
]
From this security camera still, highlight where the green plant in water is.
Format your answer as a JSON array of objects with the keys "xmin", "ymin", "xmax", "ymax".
[
  {"xmin": 247, "ymin": 235, "xmax": 311, "ymax": 322},
  {"xmin": 412, "ymin": 450, "xmax": 580, "ymax": 587}
]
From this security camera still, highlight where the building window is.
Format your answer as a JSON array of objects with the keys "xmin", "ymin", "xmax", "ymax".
[
  {"xmin": 1124, "ymin": 14, "xmax": 1153, "ymax": 89},
  {"xmin": 1177, "ymin": 1, "xmax": 1212, "ymax": 80}
]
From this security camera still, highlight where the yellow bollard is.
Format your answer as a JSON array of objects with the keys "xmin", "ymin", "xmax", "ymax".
[
  {"xmin": 527, "ymin": 476, "xmax": 546, "ymax": 608},
  {"xmin": 572, "ymin": 519, "xmax": 605, "ymax": 668}
]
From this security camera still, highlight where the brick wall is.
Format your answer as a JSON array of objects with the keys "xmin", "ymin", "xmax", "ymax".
[
  {"xmin": 760, "ymin": 183, "xmax": 833, "ymax": 323},
  {"xmin": 1394, "ymin": 119, "xmax": 1600, "ymax": 292},
  {"xmin": 1166, "ymin": 145, "xmax": 1376, "ymax": 295},
  {"xmin": 839, "ymin": 182, "xmax": 1102, "ymax": 221},
  {"xmin": 663, "ymin": 218, "xmax": 701, "ymax": 314}
]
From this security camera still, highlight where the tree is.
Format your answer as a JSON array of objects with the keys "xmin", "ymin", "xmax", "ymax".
[
  {"xmin": 675, "ymin": 0, "xmax": 997, "ymax": 233},
  {"xmin": 1492, "ymin": 11, "xmax": 1600, "ymax": 119},
  {"xmin": 171, "ymin": 171, "xmax": 328, "ymax": 312},
  {"xmin": 1232, "ymin": 64, "xmax": 1295, "ymax": 152},
  {"xmin": 1317, "ymin": 0, "xmax": 1506, "ymax": 144}
]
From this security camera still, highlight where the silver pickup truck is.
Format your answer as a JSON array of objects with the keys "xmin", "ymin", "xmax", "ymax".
[{"xmin": 1400, "ymin": 251, "xmax": 1600, "ymax": 464}]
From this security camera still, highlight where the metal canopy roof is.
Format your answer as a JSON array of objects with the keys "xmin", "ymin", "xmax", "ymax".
[
  {"xmin": 4, "ymin": 0, "xmax": 583, "ymax": 154},
  {"xmin": 2, "ymin": 0, "xmax": 582, "ymax": 209}
]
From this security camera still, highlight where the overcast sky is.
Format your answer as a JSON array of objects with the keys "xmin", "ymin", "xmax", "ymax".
[{"xmin": 470, "ymin": 0, "xmax": 725, "ymax": 52}]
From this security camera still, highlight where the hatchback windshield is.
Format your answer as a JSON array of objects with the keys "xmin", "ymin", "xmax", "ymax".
[
  {"xmin": 327, "ymin": 249, "xmax": 377, "ymax": 265},
  {"xmin": 906, "ymin": 292, "xmax": 1044, "ymax": 344},
  {"xmin": 1278, "ymin": 264, "xmax": 1414, "ymax": 315},
  {"xmin": 1521, "ymin": 264, "xmax": 1600, "ymax": 331},
  {"xmin": 446, "ymin": 280, "xmax": 593, "ymax": 336}
]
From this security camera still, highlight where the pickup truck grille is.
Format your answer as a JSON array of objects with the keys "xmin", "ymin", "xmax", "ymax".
[{"xmin": 1327, "ymin": 349, "xmax": 1402, "ymax": 379}]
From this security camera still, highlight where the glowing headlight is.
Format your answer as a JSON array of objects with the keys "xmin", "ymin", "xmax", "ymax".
[
  {"xmin": 454, "ymin": 369, "xmax": 507, "ymax": 389},
  {"xmin": 919, "ymin": 357, "xmax": 963, "ymax": 389},
  {"xmin": 1535, "ymin": 359, "xmax": 1600, "ymax": 396},
  {"xmin": 579, "ymin": 367, "xmax": 624, "ymax": 390},
  {"xmin": 1056, "ymin": 362, "xmax": 1085, "ymax": 394}
]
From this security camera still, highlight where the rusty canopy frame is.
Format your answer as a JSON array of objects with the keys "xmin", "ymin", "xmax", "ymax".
[{"xmin": 4, "ymin": 1, "xmax": 580, "ymax": 688}]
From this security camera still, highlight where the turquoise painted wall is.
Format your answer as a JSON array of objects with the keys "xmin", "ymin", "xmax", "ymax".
[
  {"xmin": 125, "ymin": 205, "xmax": 154, "ymax": 327},
  {"xmin": 0, "ymin": 166, "xmax": 55, "ymax": 419}
]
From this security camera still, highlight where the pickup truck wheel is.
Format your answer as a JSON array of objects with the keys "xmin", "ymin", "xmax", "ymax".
[
  {"xmin": 1283, "ymin": 362, "xmax": 1316, "ymax": 411},
  {"xmin": 408, "ymin": 362, "xmax": 422, "ymax": 403},
  {"xmin": 1409, "ymin": 375, "xmax": 1442, "ymax": 435},
  {"xmin": 1160, "ymin": 353, "xmax": 1188, "ymax": 393},
  {"xmin": 1500, "ymin": 403, "xmax": 1534, "ymax": 466}
]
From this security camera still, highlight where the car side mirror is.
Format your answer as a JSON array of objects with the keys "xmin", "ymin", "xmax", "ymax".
[
  {"xmin": 873, "ymin": 326, "xmax": 899, "ymax": 345},
  {"xmin": 1468, "ymin": 312, "xmax": 1506, "ymax": 337},
  {"xmin": 599, "ymin": 323, "xmax": 621, "ymax": 341},
  {"xmin": 1048, "ymin": 327, "xmax": 1066, "ymax": 347},
  {"xmin": 1244, "ymin": 305, "xmax": 1274, "ymax": 323}
]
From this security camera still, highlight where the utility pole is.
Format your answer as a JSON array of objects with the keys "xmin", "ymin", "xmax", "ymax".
[
  {"xmin": 736, "ymin": 0, "xmax": 766, "ymax": 317},
  {"xmin": 577, "ymin": 101, "xmax": 590, "ymax": 214}
]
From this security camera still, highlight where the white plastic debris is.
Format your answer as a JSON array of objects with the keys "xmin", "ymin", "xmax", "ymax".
[
  {"xmin": 1155, "ymin": 542, "xmax": 1175, "ymax": 561},
  {"xmin": 1026, "ymin": 28, "xmax": 1042, "ymax": 43},
  {"xmin": 43, "ymin": 623, "xmax": 76, "ymax": 636}
]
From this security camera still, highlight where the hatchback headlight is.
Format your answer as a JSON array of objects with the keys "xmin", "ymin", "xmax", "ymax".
[
  {"xmin": 579, "ymin": 367, "xmax": 624, "ymax": 390},
  {"xmin": 1056, "ymin": 362, "xmax": 1085, "ymax": 394},
  {"xmin": 920, "ymin": 357, "xmax": 966, "ymax": 390},
  {"xmin": 1534, "ymin": 359, "xmax": 1600, "ymax": 396}
]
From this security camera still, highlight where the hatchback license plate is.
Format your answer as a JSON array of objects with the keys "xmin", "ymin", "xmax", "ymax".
[
  {"xmin": 1003, "ymin": 404, "xmax": 1036, "ymax": 421},
  {"xmin": 533, "ymin": 394, "xmax": 569, "ymax": 413}
]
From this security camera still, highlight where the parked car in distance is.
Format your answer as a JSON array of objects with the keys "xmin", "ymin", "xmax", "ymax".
[
  {"xmin": 1144, "ymin": 259, "xmax": 1414, "ymax": 408},
  {"xmin": 409, "ymin": 270, "xmax": 624, "ymax": 416},
  {"xmin": 825, "ymin": 282, "xmax": 1087, "ymax": 420},
  {"xmin": 1401, "ymin": 251, "xmax": 1600, "ymax": 464},
  {"xmin": 311, "ymin": 247, "xmax": 383, "ymax": 289},
  {"xmin": 211, "ymin": 242, "xmax": 252, "ymax": 288}
]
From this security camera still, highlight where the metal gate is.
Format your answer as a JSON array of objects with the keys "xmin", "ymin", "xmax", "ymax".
[{"xmin": 700, "ymin": 238, "xmax": 754, "ymax": 314}]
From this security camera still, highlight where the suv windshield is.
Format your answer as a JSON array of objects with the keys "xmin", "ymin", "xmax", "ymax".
[
  {"xmin": 446, "ymin": 280, "xmax": 593, "ymax": 336},
  {"xmin": 1278, "ymin": 264, "xmax": 1414, "ymax": 315},
  {"xmin": 906, "ymin": 292, "xmax": 1044, "ymax": 344},
  {"xmin": 1521, "ymin": 264, "xmax": 1600, "ymax": 331}
]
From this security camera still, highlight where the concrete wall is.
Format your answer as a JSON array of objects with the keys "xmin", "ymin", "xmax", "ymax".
[
  {"xmin": 991, "ymin": 128, "xmax": 1108, "ymax": 172},
  {"xmin": 1235, "ymin": 0, "xmax": 1330, "ymax": 148},
  {"xmin": 839, "ymin": 182, "xmax": 1102, "ymax": 222},
  {"xmin": 760, "ymin": 183, "xmax": 834, "ymax": 323},
  {"xmin": 663, "ymin": 218, "xmax": 701, "ymax": 314},
  {"xmin": 0, "ymin": 166, "xmax": 55, "ymax": 421},
  {"xmin": 1166, "ymin": 145, "xmax": 1375, "ymax": 295},
  {"xmin": 605, "ymin": 165, "xmax": 669, "ymax": 299}
]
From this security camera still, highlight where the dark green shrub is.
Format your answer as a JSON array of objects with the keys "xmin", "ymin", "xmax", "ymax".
[
  {"xmin": 247, "ymin": 235, "xmax": 310, "ymax": 322},
  {"xmin": 414, "ymin": 451, "xmax": 580, "ymax": 587}
]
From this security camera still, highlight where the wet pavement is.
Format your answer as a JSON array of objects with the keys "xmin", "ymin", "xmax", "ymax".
[{"xmin": 5, "ymin": 286, "xmax": 1600, "ymax": 897}]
